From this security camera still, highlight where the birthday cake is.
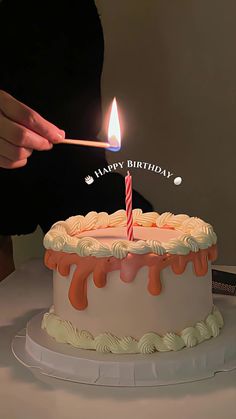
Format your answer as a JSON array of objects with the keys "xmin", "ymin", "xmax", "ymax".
[{"xmin": 42, "ymin": 209, "xmax": 223, "ymax": 354}]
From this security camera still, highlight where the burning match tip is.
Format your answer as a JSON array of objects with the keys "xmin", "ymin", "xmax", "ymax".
[
  {"xmin": 107, "ymin": 145, "xmax": 121, "ymax": 152},
  {"xmin": 108, "ymin": 135, "xmax": 120, "ymax": 152}
]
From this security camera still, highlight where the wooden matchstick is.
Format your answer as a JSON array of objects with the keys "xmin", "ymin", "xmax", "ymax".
[
  {"xmin": 61, "ymin": 139, "xmax": 110, "ymax": 148},
  {"xmin": 60, "ymin": 136, "xmax": 120, "ymax": 150}
]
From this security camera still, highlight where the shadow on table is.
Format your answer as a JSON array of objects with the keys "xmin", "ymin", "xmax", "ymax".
[{"xmin": 0, "ymin": 308, "xmax": 235, "ymax": 400}]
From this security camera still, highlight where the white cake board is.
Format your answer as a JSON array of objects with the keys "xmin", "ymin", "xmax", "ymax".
[{"xmin": 12, "ymin": 295, "xmax": 236, "ymax": 387}]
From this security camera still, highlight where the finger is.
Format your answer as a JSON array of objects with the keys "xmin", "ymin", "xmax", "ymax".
[
  {"xmin": 0, "ymin": 90, "xmax": 65, "ymax": 143},
  {"xmin": 0, "ymin": 114, "xmax": 54, "ymax": 151},
  {"xmin": 0, "ymin": 155, "xmax": 27, "ymax": 169},
  {"xmin": 0, "ymin": 137, "xmax": 32, "ymax": 161}
]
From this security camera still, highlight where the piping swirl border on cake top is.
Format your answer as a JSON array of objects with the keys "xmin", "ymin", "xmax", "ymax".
[
  {"xmin": 43, "ymin": 209, "xmax": 217, "ymax": 258},
  {"xmin": 41, "ymin": 305, "xmax": 224, "ymax": 354}
]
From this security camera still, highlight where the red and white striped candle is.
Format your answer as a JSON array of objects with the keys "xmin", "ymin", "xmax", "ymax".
[{"xmin": 125, "ymin": 171, "xmax": 134, "ymax": 241}]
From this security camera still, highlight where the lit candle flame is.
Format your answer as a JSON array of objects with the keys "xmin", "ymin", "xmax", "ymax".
[{"xmin": 108, "ymin": 97, "xmax": 121, "ymax": 151}]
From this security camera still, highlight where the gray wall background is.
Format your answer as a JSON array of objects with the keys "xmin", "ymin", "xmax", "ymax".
[{"xmin": 97, "ymin": 0, "xmax": 236, "ymax": 264}]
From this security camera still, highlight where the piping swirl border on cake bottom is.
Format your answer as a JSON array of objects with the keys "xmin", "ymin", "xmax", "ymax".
[{"xmin": 41, "ymin": 305, "xmax": 224, "ymax": 354}]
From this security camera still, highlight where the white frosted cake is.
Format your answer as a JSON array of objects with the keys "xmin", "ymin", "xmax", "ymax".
[{"xmin": 42, "ymin": 209, "xmax": 223, "ymax": 354}]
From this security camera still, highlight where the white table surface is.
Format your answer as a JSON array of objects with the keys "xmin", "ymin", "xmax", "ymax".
[{"xmin": 0, "ymin": 258, "xmax": 235, "ymax": 419}]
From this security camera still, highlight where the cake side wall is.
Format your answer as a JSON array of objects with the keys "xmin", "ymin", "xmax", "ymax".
[{"xmin": 52, "ymin": 262, "xmax": 213, "ymax": 338}]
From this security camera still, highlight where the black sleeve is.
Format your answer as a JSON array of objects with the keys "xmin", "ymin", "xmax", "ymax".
[{"xmin": 0, "ymin": 0, "xmax": 153, "ymax": 235}]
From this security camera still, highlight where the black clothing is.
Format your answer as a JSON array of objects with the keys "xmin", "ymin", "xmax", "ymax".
[{"xmin": 0, "ymin": 0, "xmax": 152, "ymax": 235}]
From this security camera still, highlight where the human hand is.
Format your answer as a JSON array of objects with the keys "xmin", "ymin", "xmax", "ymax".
[{"xmin": 0, "ymin": 90, "xmax": 65, "ymax": 169}]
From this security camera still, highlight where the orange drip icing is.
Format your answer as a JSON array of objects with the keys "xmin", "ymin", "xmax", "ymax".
[{"xmin": 45, "ymin": 245, "xmax": 217, "ymax": 311}]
